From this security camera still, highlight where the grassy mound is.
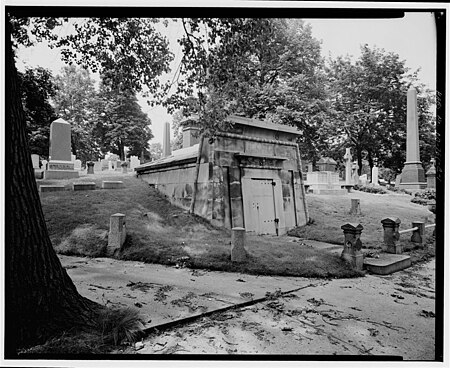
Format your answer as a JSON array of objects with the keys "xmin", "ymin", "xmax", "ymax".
[{"xmin": 40, "ymin": 173, "xmax": 435, "ymax": 278}]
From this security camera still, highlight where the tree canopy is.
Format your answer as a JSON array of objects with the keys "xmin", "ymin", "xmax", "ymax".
[
  {"xmin": 17, "ymin": 66, "xmax": 58, "ymax": 158},
  {"xmin": 93, "ymin": 80, "xmax": 153, "ymax": 160},
  {"xmin": 325, "ymin": 45, "xmax": 435, "ymax": 174}
]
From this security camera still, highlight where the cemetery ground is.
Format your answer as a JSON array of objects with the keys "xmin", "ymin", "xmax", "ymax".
[{"xmin": 32, "ymin": 172, "xmax": 436, "ymax": 358}]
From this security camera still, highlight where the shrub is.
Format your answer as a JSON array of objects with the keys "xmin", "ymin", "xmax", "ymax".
[
  {"xmin": 386, "ymin": 186, "xmax": 413, "ymax": 195},
  {"xmin": 353, "ymin": 185, "xmax": 386, "ymax": 194},
  {"xmin": 411, "ymin": 189, "xmax": 436, "ymax": 206}
]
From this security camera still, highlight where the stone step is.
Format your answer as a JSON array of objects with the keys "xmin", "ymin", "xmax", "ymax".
[
  {"xmin": 363, "ymin": 253, "xmax": 412, "ymax": 275},
  {"xmin": 39, "ymin": 185, "xmax": 66, "ymax": 193},
  {"xmin": 73, "ymin": 182, "xmax": 96, "ymax": 191},
  {"xmin": 102, "ymin": 181, "xmax": 124, "ymax": 189}
]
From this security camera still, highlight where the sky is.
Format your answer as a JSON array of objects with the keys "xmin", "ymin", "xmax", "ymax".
[{"xmin": 15, "ymin": 10, "xmax": 438, "ymax": 145}]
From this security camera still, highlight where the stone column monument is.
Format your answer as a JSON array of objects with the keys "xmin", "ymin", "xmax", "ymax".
[
  {"xmin": 399, "ymin": 87, "xmax": 426, "ymax": 189},
  {"xmin": 44, "ymin": 118, "xmax": 79, "ymax": 179},
  {"xmin": 344, "ymin": 148, "xmax": 352, "ymax": 185},
  {"xmin": 163, "ymin": 122, "xmax": 172, "ymax": 158}
]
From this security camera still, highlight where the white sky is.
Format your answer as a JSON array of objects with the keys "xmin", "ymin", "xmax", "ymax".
[{"xmin": 15, "ymin": 11, "xmax": 438, "ymax": 144}]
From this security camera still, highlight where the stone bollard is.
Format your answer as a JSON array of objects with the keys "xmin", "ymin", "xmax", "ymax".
[
  {"xmin": 231, "ymin": 227, "xmax": 247, "ymax": 262},
  {"xmin": 349, "ymin": 199, "xmax": 361, "ymax": 215},
  {"xmin": 381, "ymin": 217, "xmax": 402, "ymax": 254},
  {"xmin": 411, "ymin": 221, "xmax": 425, "ymax": 247},
  {"xmin": 121, "ymin": 161, "xmax": 128, "ymax": 174},
  {"xmin": 87, "ymin": 161, "xmax": 95, "ymax": 174},
  {"xmin": 108, "ymin": 213, "xmax": 126, "ymax": 256},
  {"xmin": 340, "ymin": 223, "xmax": 364, "ymax": 270}
]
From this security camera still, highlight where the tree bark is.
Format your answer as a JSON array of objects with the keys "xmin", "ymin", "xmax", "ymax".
[{"xmin": 5, "ymin": 24, "xmax": 98, "ymax": 355}]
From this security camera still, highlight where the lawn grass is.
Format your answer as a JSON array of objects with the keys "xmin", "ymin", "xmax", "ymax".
[
  {"xmin": 288, "ymin": 191, "xmax": 435, "ymax": 250},
  {"xmin": 39, "ymin": 173, "xmax": 435, "ymax": 279}
]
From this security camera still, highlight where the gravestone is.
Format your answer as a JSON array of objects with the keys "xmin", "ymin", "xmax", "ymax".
[
  {"xmin": 94, "ymin": 160, "xmax": 102, "ymax": 172},
  {"xmin": 371, "ymin": 162, "xmax": 379, "ymax": 186},
  {"xmin": 31, "ymin": 154, "xmax": 40, "ymax": 169},
  {"xmin": 426, "ymin": 159, "xmax": 436, "ymax": 189},
  {"xmin": 130, "ymin": 155, "xmax": 140, "ymax": 171},
  {"xmin": 395, "ymin": 174, "xmax": 402, "ymax": 188},
  {"xmin": 351, "ymin": 162, "xmax": 360, "ymax": 185},
  {"xmin": 399, "ymin": 87, "xmax": 426, "ymax": 189},
  {"xmin": 101, "ymin": 159, "xmax": 109, "ymax": 171},
  {"xmin": 344, "ymin": 148, "xmax": 352, "ymax": 185},
  {"xmin": 74, "ymin": 159, "xmax": 82, "ymax": 170},
  {"xmin": 359, "ymin": 174, "xmax": 368, "ymax": 186},
  {"xmin": 87, "ymin": 161, "xmax": 95, "ymax": 174},
  {"xmin": 44, "ymin": 118, "xmax": 79, "ymax": 179},
  {"xmin": 121, "ymin": 161, "xmax": 128, "ymax": 174},
  {"xmin": 41, "ymin": 159, "xmax": 48, "ymax": 170},
  {"xmin": 317, "ymin": 157, "xmax": 337, "ymax": 172}
]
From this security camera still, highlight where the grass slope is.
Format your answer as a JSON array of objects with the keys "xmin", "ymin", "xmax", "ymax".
[{"xmin": 39, "ymin": 173, "xmax": 435, "ymax": 278}]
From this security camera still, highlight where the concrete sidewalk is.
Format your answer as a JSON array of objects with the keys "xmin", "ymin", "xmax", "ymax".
[{"xmin": 59, "ymin": 255, "xmax": 322, "ymax": 330}]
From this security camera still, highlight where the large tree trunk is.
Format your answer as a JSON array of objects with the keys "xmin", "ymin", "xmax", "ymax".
[{"xmin": 5, "ymin": 25, "xmax": 98, "ymax": 356}]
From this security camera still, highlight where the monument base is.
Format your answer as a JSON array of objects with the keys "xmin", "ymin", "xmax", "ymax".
[
  {"xmin": 44, "ymin": 170, "xmax": 79, "ymax": 180},
  {"xmin": 399, "ymin": 161, "xmax": 426, "ymax": 190},
  {"xmin": 48, "ymin": 160, "xmax": 75, "ymax": 171}
]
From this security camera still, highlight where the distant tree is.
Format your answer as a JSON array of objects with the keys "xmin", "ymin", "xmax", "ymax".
[
  {"xmin": 93, "ymin": 81, "xmax": 153, "ymax": 161},
  {"xmin": 148, "ymin": 142, "xmax": 163, "ymax": 161},
  {"xmin": 325, "ymin": 45, "xmax": 435, "ymax": 174},
  {"xmin": 52, "ymin": 65, "xmax": 99, "ymax": 161},
  {"xmin": 17, "ymin": 66, "xmax": 57, "ymax": 158}
]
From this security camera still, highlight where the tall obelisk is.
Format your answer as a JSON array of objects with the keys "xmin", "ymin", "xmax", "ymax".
[
  {"xmin": 163, "ymin": 122, "xmax": 172, "ymax": 158},
  {"xmin": 399, "ymin": 87, "xmax": 426, "ymax": 190}
]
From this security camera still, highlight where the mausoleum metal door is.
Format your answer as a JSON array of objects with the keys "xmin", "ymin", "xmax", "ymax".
[{"xmin": 242, "ymin": 177, "xmax": 282, "ymax": 235}]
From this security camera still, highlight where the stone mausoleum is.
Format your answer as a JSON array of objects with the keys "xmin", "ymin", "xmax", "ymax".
[{"xmin": 136, "ymin": 115, "xmax": 309, "ymax": 235}]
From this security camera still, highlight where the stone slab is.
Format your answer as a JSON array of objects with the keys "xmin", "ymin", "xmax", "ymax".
[
  {"xmin": 73, "ymin": 182, "xmax": 96, "ymax": 191},
  {"xmin": 102, "ymin": 181, "xmax": 124, "ymax": 189},
  {"xmin": 39, "ymin": 185, "xmax": 66, "ymax": 193},
  {"xmin": 44, "ymin": 170, "xmax": 80, "ymax": 180},
  {"xmin": 363, "ymin": 254, "xmax": 411, "ymax": 275}
]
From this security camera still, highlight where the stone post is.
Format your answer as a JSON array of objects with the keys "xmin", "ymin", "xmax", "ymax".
[
  {"xmin": 411, "ymin": 221, "xmax": 425, "ymax": 247},
  {"xmin": 121, "ymin": 161, "xmax": 128, "ymax": 174},
  {"xmin": 231, "ymin": 227, "xmax": 247, "ymax": 262},
  {"xmin": 108, "ymin": 213, "xmax": 126, "ymax": 256},
  {"xmin": 349, "ymin": 199, "xmax": 361, "ymax": 215},
  {"xmin": 381, "ymin": 217, "xmax": 402, "ymax": 254},
  {"xmin": 340, "ymin": 223, "xmax": 364, "ymax": 270},
  {"xmin": 87, "ymin": 161, "xmax": 95, "ymax": 174}
]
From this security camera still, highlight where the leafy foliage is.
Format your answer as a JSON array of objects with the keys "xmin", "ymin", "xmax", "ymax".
[
  {"xmin": 53, "ymin": 18, "xmax": 173, "ymax": 97},
  {"xmin": 325, "ymin": 45, "xmax": 435, "ymax": 174},
  {"xmin": 92, "ymin": 80, "xmax": 153, "ymax": 160},
  {"xmin": 52, "ymin": 65, "xmax": 99, "ymax": 161},
  {"xmin": 353, "ymin": 184, "xmax": 387, "ymax": 194},
  {"xmin": 17, "ymin": 67, "xmax": 58, "ymax": 158},
  {"xmin": 165, "ymin": 18, "xmax": 328, "ymax": 160}
]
